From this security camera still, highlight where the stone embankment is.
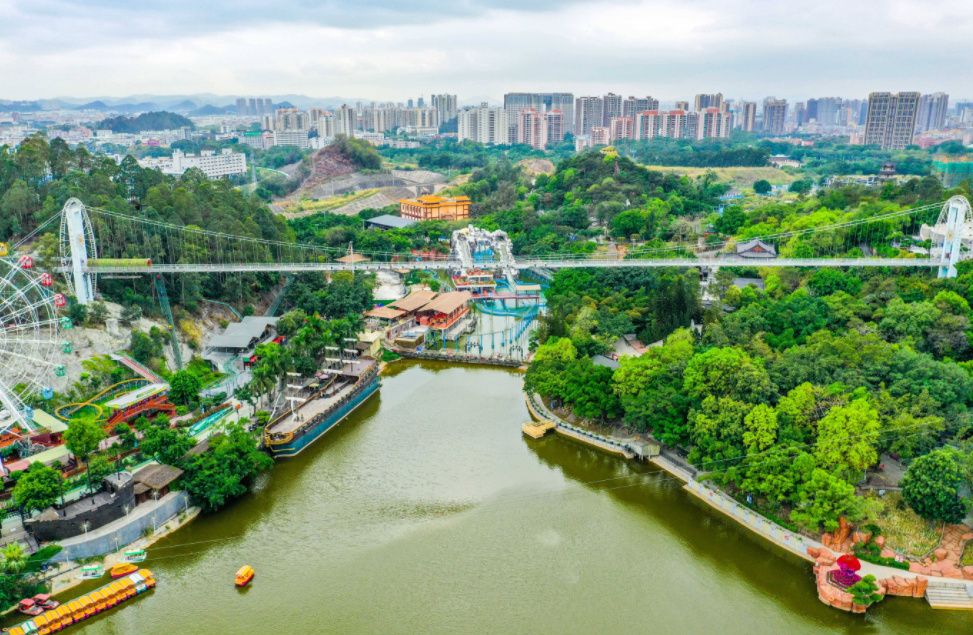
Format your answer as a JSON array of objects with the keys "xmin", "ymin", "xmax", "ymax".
[{"xmin": 809, "ymin": 546, "xmax": 929, "ymax": 613}]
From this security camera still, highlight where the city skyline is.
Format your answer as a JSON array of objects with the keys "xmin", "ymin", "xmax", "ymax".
[{"xmin": 2, "ymin": 0, "xmax": 972, "ymax": 99}]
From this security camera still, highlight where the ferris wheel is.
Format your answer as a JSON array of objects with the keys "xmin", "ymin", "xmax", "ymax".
[{"xmin": 0, "ymin": 254, "xmax": 68, "ymax": 436}]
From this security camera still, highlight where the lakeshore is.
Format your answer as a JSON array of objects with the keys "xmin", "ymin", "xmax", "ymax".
[
  {"xmin": 523, "ymin": 389, "xmax": 973, "ymax": 613},
  {"xmin": 6, "ymin": 362, "xmax": 968, "ymax": 633}
]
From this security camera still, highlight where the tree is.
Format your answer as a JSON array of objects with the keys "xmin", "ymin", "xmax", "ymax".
[
  {"xmin": 12, "ymin": 462, "xmax": 63, "ymax": 515},
  {"xmin": 753, "ymin": 179, "xmax": 772, "ymax": 195},
  {"xmin": 790, "ymin": 468, "xmax": 864, "ymax": 532},
  {"xmin": 87, "ymin": 301, "xmax": 109, "ymax": 326},
  {"xmin": 64, "ymin": 418, "xmax": 107, "ymax": 493},
  {"xmin": 789, "ymin": 180, "xmax": 812, "ymax": 196},
  {"xmin": 613, "ymin": 329, "xmax": 695, "ymax": 445},
  {"xmin": 523, "ymin": 337, "xmax": 578, "ymax": 404},
  {"xmin": 743, "ymin": 404, "xmax": 778, "ymax": 455},
  {"xmin": 1, "ymin": 543, "xmax": 28, "ymax": 575},
  {"xmin": 169, "ymin": 369, "xmax": 202, "ymax": 406},
  {"xmin": 86, "ymin": 455, "xmax": 114, "ymax": 486},
  {"xmin": 848, "ymin": 575, "xmax": 883, "ymax": 606},
  {"xmin": 181, "ymin": 422, "xmax": 273, "ymax": 511},
  {"xmin": 562, "ymin": 357, "xmax": 621, "ymax": 421},
  {"xmin": 901, "ymin": 449, "xmax": 967, "ymax": 528},
  {"xmin": 119, "ymin": 305, "xmax": 142, "ymax": 327},
  {"xmin": 815, "ymin": 399, "xmax": 881, "ymax": 482},
  {"xmin": 683, "ymin": 346, "xmax": 775, "ymax": 405},
  {"xmin": 140, "ymin": 426, "xmax": 195, "ymax": 466}
]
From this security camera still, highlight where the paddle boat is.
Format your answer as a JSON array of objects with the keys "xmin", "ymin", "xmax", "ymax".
[
  {"xmin": 33, "ymin": 594, "xmax": 60, "ymax": 610},
  {"xmin": 78, "ymin": 565, "xmax": 104, "ymax": 580},
  {"xmin": 16, "ymin": 598, "xmax": 44, "ymax": 616},
  {"xmin": 121, "ymin": 550, "xmax": 146, "ymax": 563},
  {"xmin": 110, "ymin": 563, "xmax": 138, "ymax": 579},
  {"xmin": 235, "ymin": 565, "xmax": 255, "ymax": 587}
]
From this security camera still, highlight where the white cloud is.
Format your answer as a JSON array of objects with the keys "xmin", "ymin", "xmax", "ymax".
[{"xmin": 1, "ymin": 0, "xmax": 971, "ymax": 101}]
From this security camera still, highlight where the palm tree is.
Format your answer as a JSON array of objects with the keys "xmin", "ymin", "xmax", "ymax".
[{"xmin": 2, "ymin": 542, "xmax": 28, "ymax": 574}]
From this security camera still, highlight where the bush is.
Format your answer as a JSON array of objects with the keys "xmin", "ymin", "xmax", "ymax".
[
  {"xmin": 381, "ymin": 348, "xmax": 401, "ymax": 362},
  {"xmin": 23, "ymin": 545, "xmax": 63, "ymax": 574}
]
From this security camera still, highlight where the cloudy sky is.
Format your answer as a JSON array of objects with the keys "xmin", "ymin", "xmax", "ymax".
[{"xmin": 2, "ymin": 0, "xmax": 972, "ymax": 103}]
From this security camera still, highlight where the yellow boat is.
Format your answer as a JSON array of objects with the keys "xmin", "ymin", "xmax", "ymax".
[
  {"xmin": 8, "ymin": 570, "xmax": 155, "ymax": 635},
  {"xmin": 110, "ymin": 562, "xmax": 138, "ymax": 579}
]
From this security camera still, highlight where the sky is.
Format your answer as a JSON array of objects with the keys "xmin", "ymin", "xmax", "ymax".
[{"xmin": 2, "ymin": 0, "xmax": 972, "ymax": 103}]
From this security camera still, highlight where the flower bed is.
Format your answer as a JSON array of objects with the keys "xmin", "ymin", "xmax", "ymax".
[{"xmin": 826, "ymin": 568, "xmax": 861, "ymax": 592}]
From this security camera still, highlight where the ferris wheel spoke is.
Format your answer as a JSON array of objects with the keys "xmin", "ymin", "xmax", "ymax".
[
  {"xmin": 0, "ymin": 319, "xmax": 60, "ymax": 333},
  {"xmin": 0, "ymin": 348, "xmax": 57, "ymax": 367},
  {"xmin": 1, "ymin": 338, "xmax": 61, "ymax": 347}
]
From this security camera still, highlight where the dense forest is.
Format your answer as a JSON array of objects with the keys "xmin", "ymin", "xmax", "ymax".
[
  {"xmin": 526, "ymin": 169, "xmax": 973, "ymax": 544},
  {"xmin": 380, "ymin": 137, "xmax": 575, "ymax": 172},
  {"xmin": 0, "ymin": 134, "xmax": 288, "ymax": 314},
  {"xmin": 95, "ymin": 111, "xmax": 195, "ymax": 133}
]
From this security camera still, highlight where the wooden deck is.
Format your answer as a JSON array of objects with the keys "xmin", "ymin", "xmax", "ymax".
[{"xmin": 522, "ymin": 421, "xmax": 555, "ymax": 439}]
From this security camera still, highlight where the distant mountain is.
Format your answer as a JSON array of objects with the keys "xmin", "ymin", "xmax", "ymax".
[
  {"xmin": 112, "ymin": 102, "xmax": 159, "ymax": 114},
  {"xmin": 96, "ymin": 111, "xmax": 195, "ymax": 133},
  {"xmin": 189, "ymin": 104, "xmax": 236, "ymax": 116},
  {"xmin": 75, "ymin": 101, "xmax": 110, "ymax": 111},
  {"xmin": 167, "ymin": 100, "xmax": 200, "ymax": 113},
  {"xmin": 276, "ymin": 101, "xmax": 294, "ymax": 109}
]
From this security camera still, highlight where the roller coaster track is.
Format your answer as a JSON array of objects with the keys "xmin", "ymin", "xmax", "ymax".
[{"xmin": 54, "ymin": 378, "xmax": 152, "ymax": 421}]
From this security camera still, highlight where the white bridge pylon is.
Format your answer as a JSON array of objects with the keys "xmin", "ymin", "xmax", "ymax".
[{"xmin": 56, "ymin": 196, "xmax": 973, "ymax": 304}]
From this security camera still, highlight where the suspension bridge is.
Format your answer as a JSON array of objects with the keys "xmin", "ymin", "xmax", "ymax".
[{"xmin": 42, "ymin": 195, "xmax": 972, "ymax": 305}]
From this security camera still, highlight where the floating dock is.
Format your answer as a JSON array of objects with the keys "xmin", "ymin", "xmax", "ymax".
[{"xmin": 522, "ymin": 421, "xmax": 555, "ymax": 439}]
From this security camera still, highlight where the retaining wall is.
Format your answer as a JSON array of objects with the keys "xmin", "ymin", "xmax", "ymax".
[{"xmin": 51, "ymin": 491, "xmax": 190, "ymax": 562}]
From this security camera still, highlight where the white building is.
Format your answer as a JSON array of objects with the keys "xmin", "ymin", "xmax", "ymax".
[
  {"xmin": 457, "ymin": 106, "xmax": 509, "ymax": 145},
  {"xmin": 141, "ymin": 148, "xmax": 247, "ymax": 179},
  {"xmin": 273, "ymin": 129, "xmax": 310, "ymax": 149}
]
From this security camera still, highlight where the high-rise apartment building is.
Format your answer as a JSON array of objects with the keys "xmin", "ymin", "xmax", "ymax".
[
  {"xmin": 740, "ymin": 102, "xmax": 757, "ymax": 131},
  {"xmin": 516, "ymin": 109, "xmax": 564, "ymax": 149},
  {"xmin": 623, "ymin": 96, "xmax": 659, "ymax": 118},
  {"xmin": 602, "ymin": 93, "xmax": 623, "ymax": 127},
  {"xmin": 763, "ymin": 100, "xmax": 788, "ymax": 135},
  {"xmin": 635, "ymin": 109, "xmax": 730, "ymax": 140},
  {"xmin": 503, "ymin": 93, "xmax": 575, "ymax": 143},
  {"xmin": 574, "ymin": 96, "xmax": 604, "ymax": 137},
  {"xmin": 694, "ymin": 93, "xmax": 724, "ymax": 111},
  {"xmin": 335, "ymin": 105, "xmax": 358, "ymax": 136},
  {"xmin": 263, "ymin": 98, "xmax": 273, "ymax": 114},
  {"xmin": 274, "ymin": 108, "xmax": 308, "ymax": 131},
  {"xmin": 805, "ymin": 99, "xmax": 818, "ymax": 123},
  {"xmin": 591, "ymin": 127, "xmax": 611, "ymax": 146},
  {"xmin": 431, "ymin": 94, "xmax": 458, "ymax": 123},
  {"xmin": 458, "ymin": 106, "xmax": 509, "ymax": 145},
  {"xmin": 236, "ymin": 98, "xmax": 248, "ymax": 116},
  {"xmin": 675, "ymin": 101, "xmax": 690, "ymax": 111},
  {"xmin": 815, "ymin": 97, "xmax": 842, "ymax": 126},
  {"xmin": 249, "ymin": 99, "xmax": 258, "ymax": 116},
  {"xmin": 794, "ymin": 102, "xmax": 807, "ymax": 127},
  {"xmin": 609, "ymin": 117, "xmax": 635, "ymax": 141},
  {"xmin": 863, "ymin": 92, "xmax": 920, "ymax": 149},
  {"xmin": 917, "ymin": 93, "xmax": 949, "ymax": 132}
]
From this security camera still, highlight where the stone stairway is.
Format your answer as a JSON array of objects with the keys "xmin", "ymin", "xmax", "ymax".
[{"xmin": 925, "ymin": 582, "xmax": 973, "ymax": 610}]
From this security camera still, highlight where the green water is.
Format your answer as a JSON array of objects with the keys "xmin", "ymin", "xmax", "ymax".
[{"xmin": 49, "ymin": 362, "xmax": 969, "ymax": 633}]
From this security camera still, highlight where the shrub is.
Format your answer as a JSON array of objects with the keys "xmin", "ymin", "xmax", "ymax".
[{"xmin": 849, "ymin": 575, "xmax": 884, "ymax": 606}]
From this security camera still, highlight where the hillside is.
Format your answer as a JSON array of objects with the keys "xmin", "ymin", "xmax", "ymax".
[{"xmin": 96, "ymin": 110, "xmax": 195, "ymax": 132}]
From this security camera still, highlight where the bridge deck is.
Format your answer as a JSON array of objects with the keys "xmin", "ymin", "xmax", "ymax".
[{"xmin": 69, "ymin": 257, "xmax": 941, "ymax": 275}]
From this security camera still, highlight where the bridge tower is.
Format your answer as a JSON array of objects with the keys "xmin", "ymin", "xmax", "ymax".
[
  {"xmin": 937, "ymin": 196, "xmax": 972, "ymax": 279},
  {"xmin": 59, "ymin": 198, "xmax": 98, "ymax": 305}
]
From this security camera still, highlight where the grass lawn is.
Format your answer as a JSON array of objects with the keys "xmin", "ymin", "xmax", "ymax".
[
  {"xmin": 279, "ymin": 189, "xmax": 381, "ymax": 216},
  {"xmin": 644, "ymin": 165, "xmax": 805, "ymax": 187},
  {"xmin": 864, "ymin": 492, "xmax": 943, "ymax": 557}
]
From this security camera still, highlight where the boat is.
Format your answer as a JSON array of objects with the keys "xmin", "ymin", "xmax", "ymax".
[
  {"xmin": 121, "ymin": 549, "xmax": 146, "ymax": 563},
  {"xmin": 235, "ymin": 565, "xmax": 255, "ymax": 587},
  {"xmin": 77, "ymin": 565, "xmax": 103, "ymax": 580},
  {"xmin": 264, "ymin": 356, "xmax": 380, "ymax": 457},
  {"xmin": 33, "ymin": 594, "xmax": 60, "ymax": 610},
  {"xmin": 110, "ymin": 563, "xmax": 138, "ymax": 579},
  {"xmin": 16, "ymin": 598, "xmax": 44, "ymax": 616},
  {"xmin": 8, "ymin": 570, "xmax": 155, "ymax": 635}
]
